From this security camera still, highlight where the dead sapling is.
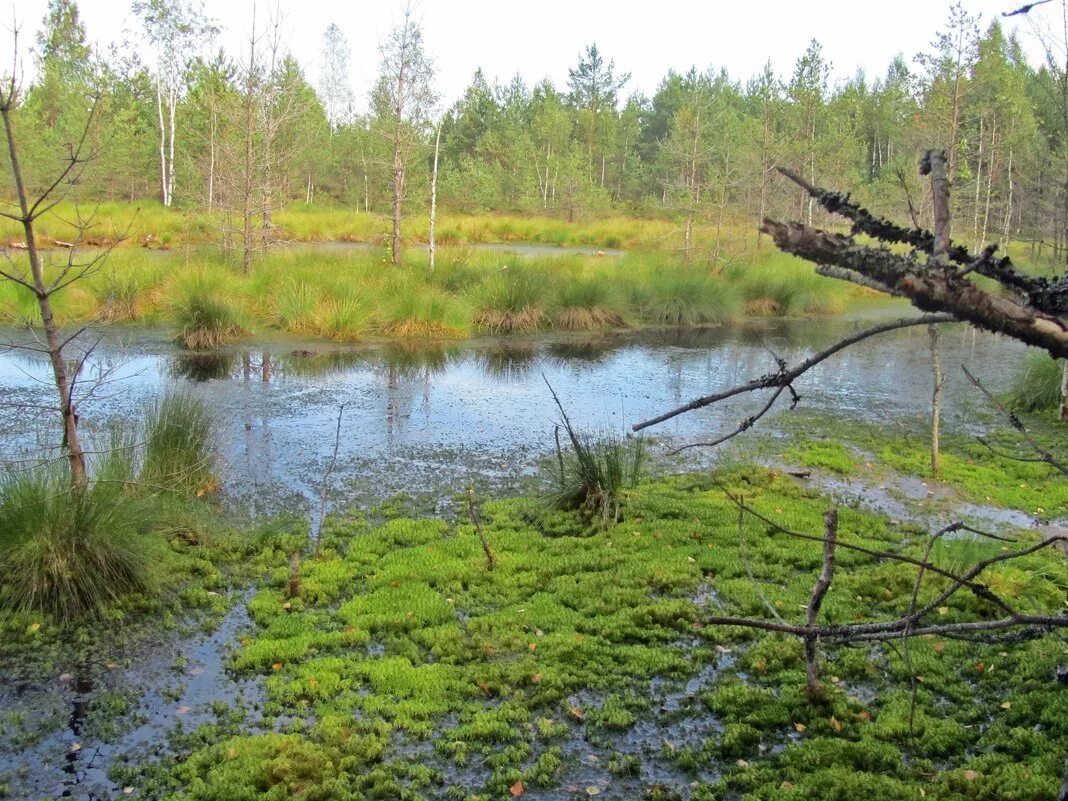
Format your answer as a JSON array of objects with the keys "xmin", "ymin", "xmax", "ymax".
[
  {"xmin": 704, "ymin": 488, "xmax": 1067, "ymax": 699},
  {"xmin": 467, "ymin": 487, "xmax": 496, "ymax": 570}
]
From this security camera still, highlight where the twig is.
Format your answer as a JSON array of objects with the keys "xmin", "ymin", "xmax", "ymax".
[
  {"xmin": 962, "ymin": 365, "xmax": 1068, "ymax": 476},
  {"xmin": 467, "ymin": 487, "xmax": 496, "ymax": 570},
  {"xmin": 633, "ymin": 315, "xmax": 954, "ymax": 432},
  {"xmin": 314, "ymin": 402, "xmax": 348, "ymax": 555}
]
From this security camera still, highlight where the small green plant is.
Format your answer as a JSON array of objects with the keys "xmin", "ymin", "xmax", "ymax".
[
  {"xmin": 1005, "ymin": 352, "xmax": 1063, "ymax": 412},
  {"xmin": 545, "ymin": 380, "xmax": 645, "ymax": 522}
]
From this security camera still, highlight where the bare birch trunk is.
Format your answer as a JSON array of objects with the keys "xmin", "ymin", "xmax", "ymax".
[
  {"xmin": 156, "ymin": 80, "xmax": 169, "ymax": 206},
  {"xmin": 167, "ymin": 86, "xmax": 176, "ymax": 205},
  {"xmin": 429, "ymin": 122, "xmax": 440, "ymax": 271}
]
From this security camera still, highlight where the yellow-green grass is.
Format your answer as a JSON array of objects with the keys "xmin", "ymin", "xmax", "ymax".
[
  {"xmin": 0, "ymin": 245, "xmax": 859, "ymax": 345},
  {"xmin": 0, "ymin": 200, "xmax": 784, "ymax": 255}
]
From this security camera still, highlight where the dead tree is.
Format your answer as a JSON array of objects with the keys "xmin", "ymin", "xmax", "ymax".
[
  {"xmin": 633, "ymin": 151, "xmax": 1068, "ymax": 691},
  {"xmin": 712, "ymin": 490, "xmax": 1067, "ymax": 697},
  {"xmin": 0, "ymin": 29, "xmax": 113, "ymax": 487}
]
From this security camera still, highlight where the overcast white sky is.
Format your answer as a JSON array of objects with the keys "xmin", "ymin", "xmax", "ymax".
[{"xmin": 2, "ymin": 0, "xmax": 1062, "ymax": 113}]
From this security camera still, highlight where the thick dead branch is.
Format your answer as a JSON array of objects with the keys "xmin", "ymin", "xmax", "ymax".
[
  {"xmin": 761, "ymin": 219, "xmax": 1068, "ymax": 358},
  {"xmin": 776, "ymin": 165, "xmax": 1068, "ymax": 319}
]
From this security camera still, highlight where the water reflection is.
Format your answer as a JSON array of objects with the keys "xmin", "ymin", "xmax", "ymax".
[
  {"xmin": 0, "ymin": 320, "xmax": 1026, "ymax": 513},
  {"xmin": 475, "ymin": 342, "xmax": 541, "ymax": 381}
]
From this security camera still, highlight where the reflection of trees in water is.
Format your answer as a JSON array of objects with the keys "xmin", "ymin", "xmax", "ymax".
[
  {"xmin": 170, "ymin": 352, "xmax": 238, "ymax": 382},
  {"xmin": 544, "ymin": 336, "xmax": 622, "ymax": 366},
  {"xmin": 281, "ymin": 350, "xmax": 367, "ymax": 377},
  {"xmin": 474, "ymin": 342, "xmax": 540, "ymax": 381},
  {"xmin": 379, "ymin": 342, "xmax": 459, "ymax": 379},
  {"xmin": 170, "ymin": 349, "xmax": 369, "ymax": 382}
]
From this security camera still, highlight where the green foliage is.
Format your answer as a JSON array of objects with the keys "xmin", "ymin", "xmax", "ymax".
[
  {"xmin": 141, "ymin": 391, "xmax": 217, "ymax": 494},
  {"xmin": 0, "ymin": 462, "xmax": 165, "ymax": 619},
  {"xmin": 1006, "ymin": 352, "xmax": 1063, "ymax": 412}
]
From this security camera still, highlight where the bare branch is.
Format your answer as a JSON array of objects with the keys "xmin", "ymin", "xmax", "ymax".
[{"xmin": 633, "ymin": 315, "xmax": 954, "ymax": 432}]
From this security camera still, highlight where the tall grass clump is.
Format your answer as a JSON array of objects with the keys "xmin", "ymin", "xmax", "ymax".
[
  {"xmin": 171, "ymin": 272, "xmax": 248, "ymax": 349},
  {"xmin": 1006, "ymin": 353, "xmax": 1064, "ymax": 412},
  {"xmin": 0, "ymin": 463, "xmax": 164, "ymax": 619},
  {"xmin": 546, "ymin": 383, "xmax": 645, "ymax": 522},
  {"xmin": 378, "ymin": 283, "xmax": 471, "ymax": 338},
  {"xmin": 141, "ymin": 392, "xmax": 217, "ymax": 494},
  {"xmin": 550, "ymin": 274, "xmax": 628, "ymax": 330},
  {"xmin": 310, "ymin": 293, "xmax": 372, "ymax": 341},
  {"xmin": 728, "ymin": 256, "xmax": 848, "ymax": 316},
  {"xmin": 269, "ymin": 279, "xmax": 320, "ymax": 332},
  {"xmin": 629, "ymin": 263, "xmax": 740, "ymax": 327},
  {"xmin": 471, "ymin": 264, "xmax": 551, "ymax": 333}
]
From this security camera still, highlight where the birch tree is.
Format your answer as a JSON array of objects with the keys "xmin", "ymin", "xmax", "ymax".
[
  {"xmin": 319, "ymin": 23, "xmax": 355, "ymax": 130},
  {"xmin": 373, "ymin": 6, "xmax": 437, "ymax": 266},
  {"xmin": 132, "ymin": 0, "xmax": 216, "ymax": 207}
]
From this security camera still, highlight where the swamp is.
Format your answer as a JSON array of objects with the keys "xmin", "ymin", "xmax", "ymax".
[{"xmin": 2, "ymin": 0, "xmax": 1068, "ymax": 800}]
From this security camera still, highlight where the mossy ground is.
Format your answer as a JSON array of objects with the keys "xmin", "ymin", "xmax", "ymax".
[
  {"xmin": 775, "ymin": 412, "xmax": 1068, "ymax": 521},
  {"xmin": 59, "ymin": 467, "xmax": 1064, "ymax": 801}
]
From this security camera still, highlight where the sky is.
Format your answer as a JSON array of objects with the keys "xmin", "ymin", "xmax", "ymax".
[{"xmin": 2, "ymin": 0, "xmax": 1063, "ymax": 113}]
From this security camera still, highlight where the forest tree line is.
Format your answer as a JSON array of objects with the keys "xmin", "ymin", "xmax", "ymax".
[{"xmin": 9, "ymin": 0, "xmax": 1068, "ymax": 262}]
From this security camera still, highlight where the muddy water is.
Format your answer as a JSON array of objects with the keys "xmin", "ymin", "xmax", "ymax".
[{"xmin": 0, "ymin": 318, "xmax": 1015, "ymax": 515}]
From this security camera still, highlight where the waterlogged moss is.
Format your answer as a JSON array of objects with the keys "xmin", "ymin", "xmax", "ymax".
[
  {"xmin": 123, "ymin": 469, "xmax": 1066, "ymax": 800},
  {"xmin": 784, "ymin": 439, "xmax": 856, "ymax": 474},
  {"xmin": 778, "ymin": 412, "xmax": 1068, "ymax": 517}
]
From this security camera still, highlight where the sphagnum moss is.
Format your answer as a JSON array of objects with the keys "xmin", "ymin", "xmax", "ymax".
[{"xmin": 113, "ymin": 468, "xmax": 1067, "ymax": 801}]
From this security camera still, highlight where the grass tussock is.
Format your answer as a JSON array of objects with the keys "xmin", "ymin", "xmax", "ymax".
[
  {"xmin": 473, "ymin": 265, "xmax": 550, "ymax": 333},
  {"xmin": 629, "ymin": 265, "xmax": 740, "ymax": 327},
  {"xmin": 0, "ymin": 393, "xmax": 220, "ymax": 620},
  {"xmin": 1006, "ymin": 352, "xmax": 1064, "ymax": 412},
  {"xmin": 550, "ymin": 274, "xmax": 629, "ymax": 330},
  {"xmin": 378, "ymin": 283, "xmax": 471, "ymax": 338},
  {"xmin": 0, "ymin": 463, "xmax": 164, "ymax": 619},
  {"xmin": 546, "ymin": 384, "xmax": 646, "ymax": 522},
  {"xmin": 141, "ymin": 392, "xmax": 218, "ymax": 494},
  {"xmin": 728, "ymin": 253, "xmax": 850, "ymax": 316},
  {"xmin": 171, "ymin": 272, "xmax": 248, "ymax": 349}
]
